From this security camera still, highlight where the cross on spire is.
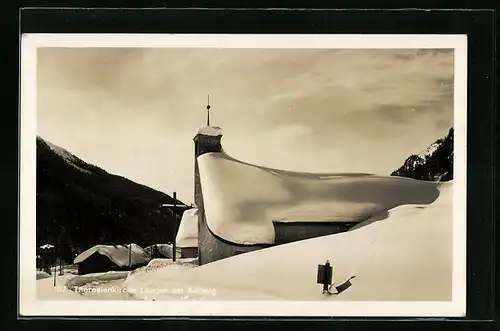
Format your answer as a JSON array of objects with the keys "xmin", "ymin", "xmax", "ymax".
[{"xmin": 206, "ymin": 94, "xmax": 211, "ymax": 126}]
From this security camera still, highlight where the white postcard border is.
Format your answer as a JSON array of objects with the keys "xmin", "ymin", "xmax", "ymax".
[{"xmin": 19, "ymin": 33, "xmax": 467, "ymax": 317}]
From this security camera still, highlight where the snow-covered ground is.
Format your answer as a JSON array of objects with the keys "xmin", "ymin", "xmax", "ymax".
[
  {"xmin": 36, "ymin": 273, "xmax": 84, "ymax": 300},
  {"xmin": 123, "ymin": 258, "xmax": 282, "ymax": 301},
  {"xmin": 65, "ymin": 271, "xmax": 132, "ymax": 300},
  {"xmin": 37, "ymin": 268, "xmax": 131, "ymax": 300},
  {"xmin": 197, "ymin": 150, "xmax": 440, "ymax": 245},
  {"xmin": 36, "ymin": 271, "xmax": 51, "ymax": 280},
  {"xmin": 65, "ymin": 271, "xmax": 130, "ymax": 290},
  {"xmin": 125, "ymin": 182, "xmax": 452, "ymax": 301}
]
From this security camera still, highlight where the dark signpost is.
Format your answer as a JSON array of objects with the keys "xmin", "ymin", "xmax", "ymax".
[
  {"xmin": 317, "ymin": 260, "xmax": 356, "ymax": 295},
  {"xmin": 317, "ymin": 260, "xmax": 333, "ymax": 293}
]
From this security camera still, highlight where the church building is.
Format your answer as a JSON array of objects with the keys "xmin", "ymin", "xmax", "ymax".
[
  {"xmin": 175, "ymin": 100, "xmax": 441, "ymax": 266},
  {"xmin": 190, "ymin": 101, "xmax": 359, "ymax": 265}
]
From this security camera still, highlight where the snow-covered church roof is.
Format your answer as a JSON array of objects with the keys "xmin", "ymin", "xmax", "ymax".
[
  {"xmin": 197, "ymin": 151, "xmax": 441, "ymax": 245},
  {"xmin": 176, "ymin": 208, "xmax": 198, "ymax": 248}
]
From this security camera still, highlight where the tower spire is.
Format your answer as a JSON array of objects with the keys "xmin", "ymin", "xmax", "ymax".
[{"xmin": 206, "ymin": 94, "xmax": 211, "ymax": 127}]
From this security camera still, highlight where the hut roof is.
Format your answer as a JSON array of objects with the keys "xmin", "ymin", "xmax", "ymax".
[{"xmin": 73, "ymin": 243, "xmax": 150, "ymax": 267}]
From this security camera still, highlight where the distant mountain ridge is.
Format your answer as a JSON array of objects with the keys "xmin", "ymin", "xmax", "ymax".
[
  {"xmin": 36, "ymin": 136, "xmax": 185, "ymax": 262},
  {"xmin": 391, "ymin": 127, "xmax": 453, "ymax": 182}
]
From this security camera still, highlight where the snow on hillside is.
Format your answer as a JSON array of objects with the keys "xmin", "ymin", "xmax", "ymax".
[
  {"xmin": 420, "ymin": 141, "xmax": 441, "ymax": 159},
  {"xmin": 37, "ymin": 137, "xmax": 92, "ymax": 174},
  {"xmin": 391, "ymin": 128, "xmax": 453, "ymax": 182},
  {"xmin": 408, "ymin": 141, "xmax": 442, "ymax": 169},
  {"xmin": 176, "ymin": 208, "xmax": 198, "ymax": 248},
  {"xmin": 197, "ymin": 150, "xmax": 440, "ymax": 245},
  {"xmin": 125, "ymin": 182, "xmax": 452, "ymax": 302}
]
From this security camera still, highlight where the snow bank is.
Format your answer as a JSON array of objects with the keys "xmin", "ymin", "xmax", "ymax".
[
  {"xmin": 196, "ymin": 126, "xmax": 223, "ymax": 137},
  {"xmin": 36, "ymin": 271, "xmax": 51, "ymax": 280},
  {"xmin": 123, "ymin": 183, "xmax": 452, "ymax": 301},
  {"xmin": 123, "ymin": 258, "xmax": 204, "ymax": 300},
  {"xmin": 123, "ymin": 258, "xmax": 279, "ymax": 301},
  {"xmin": 36, "ymin": 271, "xmax": 132, "ymax": 301},
  {"xmin": 37, "ymin": 270, "xmax": 132, "ymax": 301},
  {"xmin": 197, "ymin": 151, "xmax": 441, "ymax": 245},
  {"xmin": 74, "ymin": 243, "xmax": 150, "ymax": 267},
  {"xmin": 65, "ymin": 271, "xmax": 130, "ymax": 290},
  {"xmin": 36, "ymin": 274, "xmax": 85, "ymax": 300},
  {"xmin": 176, "ymin": 208, "xmax": 198, "ymax": 248}
]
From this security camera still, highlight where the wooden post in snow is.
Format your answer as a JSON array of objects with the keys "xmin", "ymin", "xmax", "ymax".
[
  {"xmin": 53, "ymin": 245, "xmax": 56, "ymax": 287},
  {"xmin": 173, "ymin": 192, "xmax": 177, "ymax": 262},
  {"xmin": 128, "ymin": 242, "xmax": 132, "ymax": 271},
  {"xmin": 59, "ymin": 243, "xmax": 63, "ymax": 275}
]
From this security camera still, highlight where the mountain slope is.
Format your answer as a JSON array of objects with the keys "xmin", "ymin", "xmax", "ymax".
[
  {"xmin": 391, "ymin": 127, "xmax": 454, "ymax": 182},
  {"xmin": 36, "ymin": 136, "xmax": 185, "ymax": 262}
]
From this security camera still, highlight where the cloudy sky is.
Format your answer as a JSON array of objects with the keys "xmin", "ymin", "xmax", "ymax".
[{"xmin": 37, "ymin": 47, "xmax": 454, "ymax": 204}]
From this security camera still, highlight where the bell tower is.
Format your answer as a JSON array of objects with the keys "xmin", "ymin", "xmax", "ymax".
[
  {"xmin": 193, "ymin": 95, "xmax": 223, "ymax": 157},
  {"xmin": 193, "ymin": 95, "xmax": 223, "ymax": 265}
]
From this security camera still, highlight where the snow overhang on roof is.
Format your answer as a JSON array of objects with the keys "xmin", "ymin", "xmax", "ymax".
[
  {"xmin": 176, "ymin": 208, "xmax": 198, "ymax": 248},
  {"xmin": 196, "ymin": 126, "xmax": 223, "ymax": 137},
  {"xmin": 197, "ymin": 151, "xmax": 441, "ymax": 246}
]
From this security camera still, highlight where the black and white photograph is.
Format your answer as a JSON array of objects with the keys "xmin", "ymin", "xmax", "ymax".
[{"xmin": 20, "ymin": 34, "xmax": 467, "ymax": 317}]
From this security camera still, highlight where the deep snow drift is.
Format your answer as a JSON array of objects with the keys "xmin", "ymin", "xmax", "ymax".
[
  {"xmin": 125, "ymin": 182, "xmax": 452, "ymax": 301},
  {"xmin": 176, "ymin": 208, "xmax": 198, "ymax": 248},
  {"xmin": 197, "ymin": 151, "xmax": 440, "ymax": 244},
  {"xmin": 123, "ymin": 258, "xmax": 280, "ymax": 301}
]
